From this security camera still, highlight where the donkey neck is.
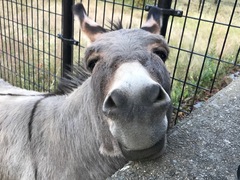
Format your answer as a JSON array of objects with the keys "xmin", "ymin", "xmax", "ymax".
[{"xmin": 54, "ymin": 78, "xmax": 126, "ymax": 179}]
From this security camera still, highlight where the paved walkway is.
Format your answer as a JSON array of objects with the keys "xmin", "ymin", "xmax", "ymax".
[{"xmin": 109, "ymin": 77, "xmax": 240, "ymax": 180}]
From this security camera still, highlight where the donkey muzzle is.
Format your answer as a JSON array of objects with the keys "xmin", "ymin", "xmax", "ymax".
[
  {"xmin": 118, "ymin": 135, "xmax": 166, "ymax": 161},
  {"xmin": 102, "ymin": 83, "xmax": 168, "ymax": 115},
  {"xmin": 101, "ymin": 61, "xmax": 170, "ymax": 160}
]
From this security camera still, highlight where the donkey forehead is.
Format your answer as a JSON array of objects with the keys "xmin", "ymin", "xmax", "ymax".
[{"xmin": 85, "ymin": 29, "xmax": 168, "ymax": 57}]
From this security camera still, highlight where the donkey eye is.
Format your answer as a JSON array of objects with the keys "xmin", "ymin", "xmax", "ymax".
[
  {"xmin": 153, "ymin": 49, "xmax": 167, "ymax": 62},
  {"xmin": 87, "ymin": 58, "xmax": 99, "ymax": 72}
]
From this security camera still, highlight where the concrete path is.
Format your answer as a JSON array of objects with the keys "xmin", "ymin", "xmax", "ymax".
[{"xmin": 109, "ymin": 77, "xmax": 240, "ymax": 180}]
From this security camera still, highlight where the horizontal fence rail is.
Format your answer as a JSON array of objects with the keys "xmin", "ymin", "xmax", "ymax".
[{"xmin": 0, "ymin": 0, "xmax": 239, "ymax": 124}]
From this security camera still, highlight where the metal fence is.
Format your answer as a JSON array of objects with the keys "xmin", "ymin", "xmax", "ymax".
[
  {"xmin": 0, "ymin": 0, "xmax": 62, "ymax": 92},
  {"xmin": 0, "ymin": 0, "xmax": 239, "ymax": 123}
]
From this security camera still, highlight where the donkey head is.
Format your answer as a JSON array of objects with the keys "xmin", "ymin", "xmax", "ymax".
[{"xmin": 73, "ymin": 3, "xmax": 171, "ymax": 161}]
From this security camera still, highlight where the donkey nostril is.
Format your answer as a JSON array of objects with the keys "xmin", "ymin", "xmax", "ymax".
[
  {"xmin": 147, "ymin": 84, "xmax": 164, "ymax": 103},
  {"xmin": 104, "ymin": 96, "xmax": 116, "ymax": 109},
  {"xmin": 156, "ymin": 87, "xmax": 164, "ymax": 102},
  {"xmin": 103, "ymin": 89, "xmax": 126, "ymax": 114}
]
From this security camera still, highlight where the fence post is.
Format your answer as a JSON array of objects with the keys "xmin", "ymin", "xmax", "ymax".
[
  {"xmin": 61, "ymin": 0, "xmax": 74, "ymax": 78},
  {"xmin": 157, "ymin": 0, "xmax": 172, "ymax": 37}
]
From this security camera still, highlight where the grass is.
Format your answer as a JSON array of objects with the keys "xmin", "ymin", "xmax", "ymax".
[
  {"xmin": 0, "ymin": 0, "xmax": 239, "ymax": 117},
  {"xmin": 0, "ymin": 0, "xmax": 62, "ymax": 91},
  {"xmin": 166, "ymin": 0, "xmax": 240, "ymax": 113}
]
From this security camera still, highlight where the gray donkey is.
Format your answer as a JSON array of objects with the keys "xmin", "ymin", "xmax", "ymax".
[{"xmin": 0, "ymin": 3, "xmax": 172, "ymax": 180}]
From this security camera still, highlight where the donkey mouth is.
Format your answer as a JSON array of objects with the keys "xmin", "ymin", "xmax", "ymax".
[{"xmin": 119, "ymin": 136, "xmax": 166, "ymax": 161}]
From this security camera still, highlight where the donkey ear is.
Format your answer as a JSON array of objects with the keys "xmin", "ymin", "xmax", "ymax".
[
  {"xmin": 141, "ymin": 6, "xmax": 162, "ymax": 34},
  {"xmin": 72, "ymin": 3, "xmax": 106, "ymax": 42}
]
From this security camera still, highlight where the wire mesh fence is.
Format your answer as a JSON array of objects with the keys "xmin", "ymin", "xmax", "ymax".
[
  {"xmin": 0, "ymin": 0, "xmax": 239, "ymax": 123},
  {"xmin": 0, "ymin": 0, "xmax": 62, "ymax": 92},
  {"xmin": 168, "ymin": 0, "xmax": 240, "ymax": 122}
]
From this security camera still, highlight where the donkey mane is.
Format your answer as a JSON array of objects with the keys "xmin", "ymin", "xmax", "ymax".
[
  {"xmin": 106, "ymin": 20, "xmax": 124, "ymax": 31},
  {"xmin": 55, "ymin": 64, "xmax": 90, "ymax": 95}
]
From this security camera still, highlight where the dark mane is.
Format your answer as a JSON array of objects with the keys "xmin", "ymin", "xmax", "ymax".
[
  {"xmin": 106, "ymin": 20, "xmax": 126, "ymax": 31},
  {"xmin": 55, "ymin": 64, "xmax": 90, "ymax": 95}
]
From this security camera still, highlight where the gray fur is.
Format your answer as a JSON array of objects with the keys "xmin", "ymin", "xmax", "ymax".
[
  {"xmin": 0, "ymin": 80, "xmax": 126, "ymax": 180},
  {"xmin": 0, "ymin": 3, "xmax": 172, "ymax": 180}
]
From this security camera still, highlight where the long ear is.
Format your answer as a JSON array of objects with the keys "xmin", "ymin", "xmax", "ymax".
[
  {"xmin": 72, "ymin": 3, "xmax": 106, "ymax": 42},
  {"xmin": 141, "ymin": 6, "xmax": 162, "ymax": 34}
]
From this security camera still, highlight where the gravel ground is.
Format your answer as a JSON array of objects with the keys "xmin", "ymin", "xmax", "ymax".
[{"xmin": 109, "ymin": 77, "xmax": 240, "ymax": 180}]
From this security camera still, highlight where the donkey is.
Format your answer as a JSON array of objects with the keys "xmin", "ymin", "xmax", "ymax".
[{"xmin": 0, "ymin": 3, "xmax": 172, "ymax": 180}]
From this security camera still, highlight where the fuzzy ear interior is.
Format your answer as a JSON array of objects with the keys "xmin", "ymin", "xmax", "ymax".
[
  {"xmin": 141, "ymin": 6, "xmax": 162, "ymax": 34},
  {"xmin": 72, "ymin": 3, "xmax": 106, "ymax": 42}
]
